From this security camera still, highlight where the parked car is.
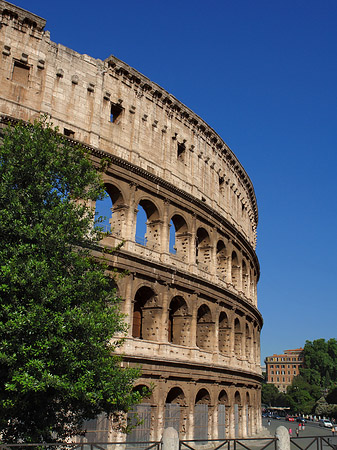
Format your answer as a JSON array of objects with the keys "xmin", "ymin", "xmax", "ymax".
[
  {"xmin": 296, "ymin": 417, "xmax": 307, "ymax": 423},
  {"xmin": 319, "ymin": 419, "xmax": 333, "ymax": 428},
  {"xmin": 286, "ymin": 415, "xmax": 296, "ymax": 422}
]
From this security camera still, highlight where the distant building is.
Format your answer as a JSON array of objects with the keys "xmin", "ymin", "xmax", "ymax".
[{"xmin": 265, "ymin": 349, "xmax": 304, "ymax": 393}]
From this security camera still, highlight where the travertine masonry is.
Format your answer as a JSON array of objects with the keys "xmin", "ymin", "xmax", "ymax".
[{"xmin": 0, "ymin": 0, "xmax": 263, "ymax": 441}]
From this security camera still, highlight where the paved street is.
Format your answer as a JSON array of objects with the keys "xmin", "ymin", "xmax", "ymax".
[{"xmin": 261, "ymin": 418, "xmax": 337, "ymax": 449}]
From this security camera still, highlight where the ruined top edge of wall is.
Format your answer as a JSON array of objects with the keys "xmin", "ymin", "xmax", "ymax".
[{"xmin": 0, "ymin": 0, "xmax": 46, "ymax": 32}]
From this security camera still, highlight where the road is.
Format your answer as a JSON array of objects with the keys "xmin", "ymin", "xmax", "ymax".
[{"xmin": 261, "ymin": 418, "xmax": 337, "ymax": 449}]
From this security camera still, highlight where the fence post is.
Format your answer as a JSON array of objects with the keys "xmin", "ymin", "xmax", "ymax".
[
  {"xmin": 275, "ymin": 426, "xmax": 290, "ymax": 450},
  {"xmin": 162, "ymin": 427, "xmax": 179, "ymax": 450}
]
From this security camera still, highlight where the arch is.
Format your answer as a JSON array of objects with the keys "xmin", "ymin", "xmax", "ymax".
[
  {"xmin": 216, "ymin": 240, "xmax": 228, "ymax": 280},
  {"xmin": 219, "ymin": 311, "xmax": 230, "ymax": 355},
  {"xmin": 196, "ymin": 304, "xmax": 214, "ymax": 350},
  {"xmin": 165, "ymin": 387, "xmax": 186, "ymax": 436},
  {"xmin": 166, "ymin": 387, "xmax": 186, "ymax": 405},
  {"xmin": 132, "ymin": 286, "xmax": 161, "ymax": 341},
  {"xmin": 218, "ymin": 389, "xmax": 229, "ymax": 405},
  {"xmin": 231, "ymin": 251, "xmax": 240, "ymax": 289},
  {"xmin": 196, "ymin": 228, "xmax": 211, "ymax": 268},
  {"xmin": 135, "ymin": 198, "xmax": 161, "ymax": 249},
  {"xmin": 234, "ymin": 317, "xmax": 242, "ymax": 356},
  {"xmin": 168, "ymin": 296, "xmax": 189, "ymax": 346},
  {"xmin": 126, "ymin": 384, "xmax": 153, "ymax": 444},
  {"xmin": 195, "ymin": 388, "xmax": 210, "ymax": 404},
  {"xmin": 95, "ymin": 183, "xmax": 125, "ymax": 235},
  {"xmin": 194, "ymin": 389, "xmax": 210, "ymax": 440},
  {"xmin": 234, "ymin": 390, "xmax": 241, "ymax": 405},
  {"xmin": 133, "ymin": 383, "xmax": 154, "ymax": 403},
  {"xmin": 169, "ymin": 214, "xmax": 189, "ymax": 260}
]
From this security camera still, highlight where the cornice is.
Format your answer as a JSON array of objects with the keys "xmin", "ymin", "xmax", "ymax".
[
  {"xmin": 121, "ymin": 353, "xmax": 263, "ymax": 383},
  {"xmin": 0, "ymin": 1, "xmax": 46, "ymax": 33}
]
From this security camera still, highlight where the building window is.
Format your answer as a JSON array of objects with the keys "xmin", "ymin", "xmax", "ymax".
[
  {"xmin": 177, "ymin": 142, "xmax": 186, "ymax": 161},
  {"xmin": 12, "ymin": 61, "xmax": 30, "ymax": 86},
  {"xmin": 110, "ymin": 102, "xmax": 123, "ymax": 123},
  {"xmin": 64, "ymin": 128, "xmax": 75, "ymax": 138}
]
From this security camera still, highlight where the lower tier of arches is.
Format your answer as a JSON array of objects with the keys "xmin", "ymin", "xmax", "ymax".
[{"xmin": 81, "ymin": 367, "xmax": 262, "ymax": 441}]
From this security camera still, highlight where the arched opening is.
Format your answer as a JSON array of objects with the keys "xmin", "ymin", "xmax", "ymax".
[
  {"xmin": 196, "ymin": 228, "xmax": 211, "ymax": 268},
  {"xmin": 135, "ymin": 199, "xmax": 160, "ymax": 249},
  {"xmin": 168, "ymin": 296, "xmax": 189, "ymax": 346},
  {"xmin": 95, "ymin": 184, "xmax": 125, "ymax": 236},
  {"xmin": 126, "ymin": 385, "xmax": 152, "ymax": 443},
  {"xmin": 216, "ymin": 240, "xmax": 227, "ymax": 280},
  {"xmin": 194, "ymin": 389, "xmax": 210, "ymax": 440},
  {"xmin": 218, "ymin": 390, "xmax": 229, "ymax": 439},
  {"xmin": 165, "ymin": 387, "xmax": 186, "ymax": 435},
  {"xmin": 196, "ymin": 304, "xmax": 213, "ymax": 350},
  {"xmin": 231, "ymin": 251, "xmax": 240, "ymax": 289},
  {"xmin": 132, "ymin": 286, "xmax": 161, "ymax": 341},
  {"xmin": 169, "ymin": 214, "xmax": 189, "ymax": 260},
  {"xmin": 234, "ymin": 318, "xmax": 242, "ymax": 356},
  {"xmin": 219, "ymin": 311, "xmax": 230, "ymax": 355}
]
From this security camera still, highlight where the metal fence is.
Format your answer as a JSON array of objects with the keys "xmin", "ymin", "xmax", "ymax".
[{"xmin": 1, "ymin": 436, "xmax": 337, "ymax": 450}]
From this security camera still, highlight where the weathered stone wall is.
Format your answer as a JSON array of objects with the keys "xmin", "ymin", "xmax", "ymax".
[{"xmin": 0, "ymin": 0, "xmax": 263, "ymax": 440}]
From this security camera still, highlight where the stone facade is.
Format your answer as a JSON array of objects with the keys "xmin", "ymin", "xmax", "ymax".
[{"xmin": 0, "ymin": 0, "xmax": 263, "ymax": 441}]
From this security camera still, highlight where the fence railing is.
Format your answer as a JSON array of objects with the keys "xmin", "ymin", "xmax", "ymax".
[{"xmin": 1, "ymin": 436, "xmax": 337, "ymax": 450}]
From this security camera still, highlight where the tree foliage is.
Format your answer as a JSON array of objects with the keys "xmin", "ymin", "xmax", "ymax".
[
  {"xmin": 286, "ymin": 376, "xmax": 321, "ymax": 414},
  {"xmin": 262, "ymin": 383, "xmax": 287, "ymax": 407},
  {"xmin": 301, "ymin": 338, "xmax": 337, "ymax": 388},
  {"xmin": 0, "ymin": 119, "xmax": 144, "ymax": 443}
]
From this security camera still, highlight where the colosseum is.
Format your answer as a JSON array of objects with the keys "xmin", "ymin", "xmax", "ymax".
[{"xmin": 0, "ymin": 0, "xmax": 263, "ymax": 442}]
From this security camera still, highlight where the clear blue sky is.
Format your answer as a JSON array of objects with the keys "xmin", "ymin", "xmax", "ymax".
[{"xmin": 14, "ymin": 0, "xmax": 337, "ymax": 363}]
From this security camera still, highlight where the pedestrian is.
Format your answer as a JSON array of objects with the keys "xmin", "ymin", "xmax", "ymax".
[
  {"xmin": 332, "ymin": 426, "xmax": 336, "ymax": 436},
  {"xmin": 289, "ymin": 428, "xmax": 292, "ymax": 437},
  {"xmin": 296, "ymin": 428, "xmax": 299, "ymax": 437},
  {"xmin": 268, "ymin": 419, "xmax": 271, "ymax": 426},
  {"xmin": 299, "ymin": 423, "xmax": 302, "ymax": 430}
]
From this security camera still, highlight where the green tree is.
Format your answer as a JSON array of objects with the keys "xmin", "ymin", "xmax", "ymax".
[
  {"xmin": 301, "ymin": 339, "xmax": 337, "ymax": 388},
  {"xmin": 286, "ymin": 376, "xmax": 321, "ymax": 414},
  {"xmin": 0, "ymin": 119, "xmax": 145, "ymax": 443},
  {"xmin": 262, "ymin": 383, "xmax": 280, "ymax": 406}
]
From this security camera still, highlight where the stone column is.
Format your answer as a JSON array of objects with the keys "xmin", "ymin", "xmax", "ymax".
[
  {"xmin": 162, "ymin": 200, "xmax": 170, "ymax": 254},
  {"xmin": 159, "ymin": 282, "xmax": 169, "ymax": 342},
  {"xmin": 189, "ymin": 293, "xmax": 198, "ymax": 347},
  {"xmin": 119, "ymin": 273, "xmax": 134, "ymax": 331},
  {"xmin": 125, "ymin": 182, "xmax": 137, "ymax": 242},
  {"xmin": 189, "ymin": 214, "xmax": 197, "ymax": 266},
  {"xmin": 228, "ymin": 405, "xmax": 235, "ymax": 438}
]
